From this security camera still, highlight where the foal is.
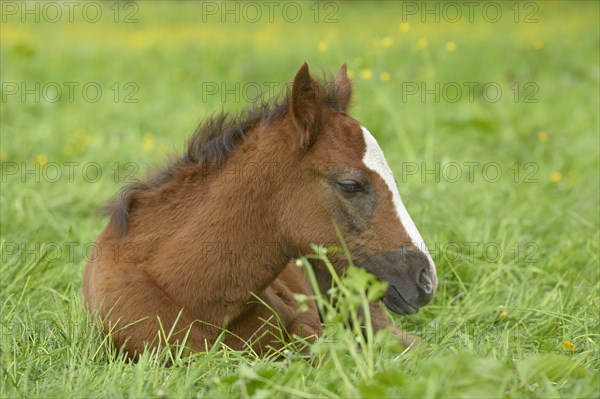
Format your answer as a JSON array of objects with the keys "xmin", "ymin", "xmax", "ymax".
[{"xmin": 83, "ymin": 63, "xmax": 437, "ymax": 357}]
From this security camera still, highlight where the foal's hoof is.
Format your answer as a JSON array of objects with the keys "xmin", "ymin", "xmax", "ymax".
[{"xmin": 391, "ymin": 327, "xmax": 430, "ymax": 353}]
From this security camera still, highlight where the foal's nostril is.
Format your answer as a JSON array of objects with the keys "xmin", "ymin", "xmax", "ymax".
[{"xmin": 417, "ymin": 269, "xmax": 433, "ymax": 295}]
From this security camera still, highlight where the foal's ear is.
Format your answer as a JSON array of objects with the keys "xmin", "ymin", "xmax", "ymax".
[
  {"xmin": 288, "ymin": 62, "xmax": 320, "ymax": 150},
  {"xmin": 333, "ymin": 63, "xmax": 352, "ymax": 111}
]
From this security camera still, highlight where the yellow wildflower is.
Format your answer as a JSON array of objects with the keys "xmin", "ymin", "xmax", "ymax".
[
  {"xmin": 562, "ymin": 339, "xmax": 576, "ymax": 352},
  {"xmin": 36, "ymin": 154, "xmax": 48, "ymax": 166},
  {"xmin": 533, "ymin": 40, "xmax": 544, "ymax": 50},
  {"xmin": 445, "ymin": 41, "xmax": 457, "ymax": 52},
  {"xmin": 382, "ymin": 36, "xmax": 393, "ymax": 48},
  {"xmin": 80, "ymin": 132, "xmax": 93, "ymax": 146},
  {"xmin": 416, "ymin": 38, "xmax": 428, "ymax": 49},
  {"xmin": 347, "ymin": 69, "xmax": 355, "ymax": 79},
  {"xmin": 143, "ymin": 133, "xmax": 155, "ymax": 151},
  {"xmin": 399, "ymin": 22, "xmax": 410, "ymax": 32},
  {"xmin": 317, "ymin": 41, "xmax": 328, "ymax": 53},
  {"xmin": 499, "ymin": 311, "xmax": 508, "ymax": 317},
  {"xmin": 538, "ymin": 131, "xmax": 549, "ymax": 142},
  {"xmin": 379, "ymin": 71, "xmax": 391, "ymax": 82},
  {"xmin": 360, "ymin": 69, "xmax": 373, "ymax": 80},
  {"xmin": 551, "ymin": 171, "xmax": 562, "ymax": 183}
]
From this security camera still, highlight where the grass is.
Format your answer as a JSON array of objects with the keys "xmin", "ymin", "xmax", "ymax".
[{"xmin": 1, "ymin": 1, "xmax": 599, "ymax": 398}]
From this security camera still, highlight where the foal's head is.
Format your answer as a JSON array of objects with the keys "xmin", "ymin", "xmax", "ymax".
[{"xmin": 274, "ymin": 63, "xmax": 436, "ymax": 314}]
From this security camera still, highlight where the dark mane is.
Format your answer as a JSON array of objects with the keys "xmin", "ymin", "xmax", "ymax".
[{"xmin": 105, "ymin": 74, "xmax": 348, "ymax": 234}]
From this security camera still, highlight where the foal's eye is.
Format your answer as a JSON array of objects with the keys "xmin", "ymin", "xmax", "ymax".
[{"xmin": 337, "ymin": 180, "xmax": 364, "ymax": 193}]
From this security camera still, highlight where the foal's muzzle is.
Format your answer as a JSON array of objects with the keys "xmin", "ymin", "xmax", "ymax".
[{"xmin": 359, "ymin": 246, "xmax": 436, "ymax": 315}]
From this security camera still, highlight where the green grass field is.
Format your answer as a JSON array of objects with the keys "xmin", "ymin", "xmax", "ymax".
[{"xmin": 1, "ymin": 1, "xmax": 599, "ymax": 397}]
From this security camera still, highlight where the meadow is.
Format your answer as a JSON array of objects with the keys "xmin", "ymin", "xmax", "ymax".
[{"xmin": 1, "ymin": 1, "xmax": 599, "ymax": 397}]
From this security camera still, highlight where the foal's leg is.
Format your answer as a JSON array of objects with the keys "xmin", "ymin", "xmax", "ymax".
[
  {"xmin": 94, "ymin": 266, "xmax": 211, "ymax": 358},
  {"xmin": 361, "ymin": 301, "xmax": 423, "ymax": 348},
  {"xmin": 225, "ymin": 262, "xmax": 322, "ymax": 354},
  {"xmin": 269, "ymin": 261, "xmax": 323, "ymax": 341}
]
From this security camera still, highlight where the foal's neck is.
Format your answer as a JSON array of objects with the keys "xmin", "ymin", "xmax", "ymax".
[{"xmin": 171, "ymin": 130, "xmax": 295, "ymax": 312}]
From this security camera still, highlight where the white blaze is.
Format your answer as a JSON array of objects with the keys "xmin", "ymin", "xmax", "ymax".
[{"xmin": 360, "ymin": 126, "xmax": 436, "ymax": 277}]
